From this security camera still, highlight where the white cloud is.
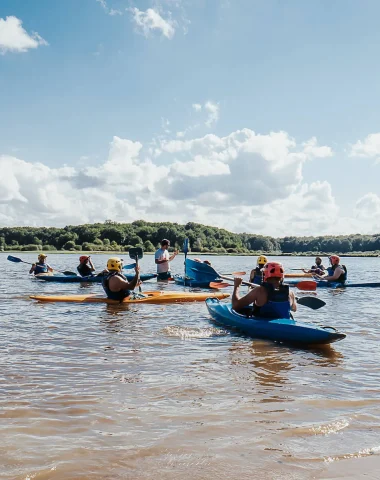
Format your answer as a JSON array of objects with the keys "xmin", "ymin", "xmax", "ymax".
[
  {"xmin": 1, "ymin": 130, "xmax": 374, "ymax": 235},
  {"xmin": 205, "ymin": 101, "xmax": 219, "ymax": 127},
  {"xmin": 350, "ymin": 133, "xmax": 380, "ymax": 162},
  {"xmin": 192, "ymin": 103, "xmax": 202, "ymax": 112},
  {"xmin": 0, "ymin": 16, "xmax": 48, "ymax": 54},
  {"xmin": 130, "ymin": 8, "xmax": 176, "ymax": 39},
  {"xmin": 96, "ymin": 0, "xmax": 122, "ymax": 16}
]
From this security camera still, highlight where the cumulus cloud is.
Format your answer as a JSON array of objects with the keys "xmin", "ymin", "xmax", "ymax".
[
  {"xmin": 0, "ymin": 16, "xmax": 48, "ymax": 54},
  {"xmin": 0, "ymin": 129, "xmax": 347, "ymax": 235},
  {"xmin": 130, "ymin": 8, "xmax": 176, "ymax": 39},
  {"xmin": 192, "ymin": 103, "xmax": 202, "ymax": 112},
  {"xmin": 350, "ymin": 133, "xmax": 380, "ymax": 163}
]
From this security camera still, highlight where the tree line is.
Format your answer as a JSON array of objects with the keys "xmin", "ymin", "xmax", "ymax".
[{"xmin": 0, "ymin": 220, "xmax": 379, "ymax": 255}]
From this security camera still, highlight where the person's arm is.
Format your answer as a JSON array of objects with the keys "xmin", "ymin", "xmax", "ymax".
[
  {"xmin": 109, "ymin": 266, "xmax": 140, "ymax": 291},
  {"xmin": 47, "ymin": 264, "xmax": 54, "ymax": 273},
  {"xmin": 232, "ymin": 277, "xmax": 260, "ymax": 309},
  {"xmin": 88, "ymin": 257, "xmax": 95, "ymax": 272},
  {"xmin": 169, "ymin": 251, "xmax": 178, "ymax": 261},
  {"xmin": 290, "ymin": 290, "xmax": 297, "ymax": 312},
  {"xmin": 29, "ymin": 264, "xmax": 36, "ymax": 274}
]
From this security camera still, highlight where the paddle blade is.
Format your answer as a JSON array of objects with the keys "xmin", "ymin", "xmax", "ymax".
[
  {"xmin": 7, "ymin": 255, "xmax": 22, "ymax": 263},
  {"xmin": 183, "ymin": 238, "xmax": 189, "ymax": 254},
  {"xmin": 209, "ymin": 282, "xmax": 231, "ymax": 289},
  {"xmin": 296, "ymin": 296, "xmax": 326, "ymax": 310},
  {"xmin": 122, "ymin": 263, "xmax": 137, "ymax": 270},
  {"xmin": 62, "ymin": 271, "xmax": 78, "ymax": 276},
  {"xmin": 128, "ymin": 247, "xmax": 143, "ymax": 260},
  {"xmin": 296, "ymin": 281, "xmax": 317, "ymax": 291}
]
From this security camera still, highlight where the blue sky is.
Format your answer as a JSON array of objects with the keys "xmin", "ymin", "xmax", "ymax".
[{"xmin": 1, "ymin": 0, "xmax": 380, "ymax": 235}]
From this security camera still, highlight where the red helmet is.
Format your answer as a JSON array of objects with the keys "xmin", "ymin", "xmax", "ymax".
[
  {"xmin": 329, "ymin": 255, "xmax": 340, "ymax": 265},
  {"xmin": 79, "ymin": 256, "xmax": 89, "ymax": 263},
  {"xmin": 263, "ymin": 262, "xmax": 284, "ymax": 281}
]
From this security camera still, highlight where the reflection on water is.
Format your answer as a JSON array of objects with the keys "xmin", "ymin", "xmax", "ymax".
[{"xmin": 1, "ymin": 253, "xmax": 380, "ymax": 479}]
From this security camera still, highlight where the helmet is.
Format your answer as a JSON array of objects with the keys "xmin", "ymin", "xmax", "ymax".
[
  {"xmin": 107, "ymin": 257, "xmax": 123, "ymax": 272},
  {"xmin": 263, "ymin": 261, "xmax": 284, "ymax": 281},
  {"xmin": 38, "ymin": 254, "xmax": 47, "ymax": 261},
  {"xmin": 329, "ymin": 255, "xmax": 340, "ymax": 265},
  {"xmin": 257, "ymin": 255, "xmax": 268, "ymax": 266},
  {"xmin": 79, "ymin": 256, "xmax": 89, "ymax": 263}
]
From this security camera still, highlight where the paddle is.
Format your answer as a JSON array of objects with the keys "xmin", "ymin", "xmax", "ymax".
[
  {"xmin": 128, "ymin": 247, "xmax": 143, "ymax": 293},
  {"xmin": 122, "ymin": 262, "xmax": 136, "ymax": 270},
  {"xmin": 190, "ymin": 267, "xmax": 247, "ymax": 277},
  {"xmin": 209, "ymin": 278, "xmax": 317, "ymax": 291},
  {"xmin": 7, "ymin": 255, "xmax": 77, "ymax": 276},
  {"xmin": 209, "ymin": 278, "xmax": 325, "ymax": 310},
  {"xmin": 183, "ymin": 238, "xmax": 189, "ymax": 286}
]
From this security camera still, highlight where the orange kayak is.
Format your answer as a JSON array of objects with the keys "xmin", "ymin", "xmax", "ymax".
[{"xmin": 30, "ymin": 290, "xmax": 230, "ymax": 304}]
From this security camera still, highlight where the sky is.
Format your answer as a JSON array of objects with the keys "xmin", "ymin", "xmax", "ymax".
[{"xmin": 1, "ymin": 0, "xmax": 380, "ymax": 237}]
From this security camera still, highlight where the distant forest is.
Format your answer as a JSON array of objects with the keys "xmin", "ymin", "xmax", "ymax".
[{"xmin": 1, "ymin": 220, "xmax": 379, "ymax": 255}]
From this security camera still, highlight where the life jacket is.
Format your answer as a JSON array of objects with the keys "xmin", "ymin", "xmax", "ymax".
[
  {"xmin": 34, "ymin": 262, "xmax": 49, "ymax": 274},
  {"xmin": 250, "ymin": 266, "xmax": 263, "ymax": 285},
  {"xmin": 326, "ymin": 264, "xmax": 347, "ymax": 283},
  {"xmin": 102, "ymin": 271, "xmax": 131, "ymax": 301},
  {"xmin": 253, "ymin": 283, "xmax": 291, "ymax": 319},
  {"xmin": 77, "ymin": 263, "xmax": 93, "ymax": 277}
]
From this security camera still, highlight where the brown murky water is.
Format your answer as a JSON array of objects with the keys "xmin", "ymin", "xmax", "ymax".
[{"xmin": 1, "ymin": 253, "xmax": 380, "ymax": 479}]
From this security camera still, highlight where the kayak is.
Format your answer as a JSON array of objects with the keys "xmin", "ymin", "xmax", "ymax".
[
  {"xmin": 284, "ymin": 273, "xmax": 313, "ymax": 278},
  {"xmin": 35, "ymin": 273, "xmax": 157, "ymax": 283},
  {"xmin": 206, "ymin": 298, "xmax": 345, "ymax": 345},
  {"xmin": 286, "ymin": 279, "xmax": 380, "ymax": 289},
  {"xmin": 30, "ymin": 291, "xmax": 230, "ymax": 305},
  {"xmin": 173, "ymin": 275, "xmax": 222, "ymax": 288}
]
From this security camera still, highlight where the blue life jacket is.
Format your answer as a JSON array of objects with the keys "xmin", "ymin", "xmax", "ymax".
[
  {"xmin": 34, "ymin": 262, "xmax": 49, "ymax": 274},
  {"xmin": 326, "ymin": 264, "xmax": 347, "ymax": 283},
  {"xmin": 254, "ymin": 283, "xmax": 291, "ymax": 319},
  {"xmin": 102, "ymin": 271, "xmax": 131, "ymax": 301}
]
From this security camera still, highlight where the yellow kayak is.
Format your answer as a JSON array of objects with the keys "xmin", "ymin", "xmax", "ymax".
[{"xmin": 30, "ymin": 290, "xmax": 230, "ymax": 305}]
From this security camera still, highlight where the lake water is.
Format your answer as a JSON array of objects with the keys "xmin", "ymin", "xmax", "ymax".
[{"xmin": 1, "ymin": 253, "xmax": 380, "ymax": 479}]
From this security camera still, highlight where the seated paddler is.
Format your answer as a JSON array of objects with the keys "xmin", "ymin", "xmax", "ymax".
[
  {"xmin": 77, "ymin": 255, "xmax": 96, "ymax": 277},
  {"xmin": 232, "ymin": 261, "xmax": 297, "ymax": 318},
  {"xmin": 303, "ymin": 256, "xmax": 326, "ymax": 275},
  {"xmin": 29, "ymin": 253, "xmax": 53, "ymax": 275},
  {"xmin": 102, "ymin": 257, "xmax": 141, "ymax": 300},
  {"xmin": 249, "ymin": 255, "xmax": 268, "ymax": 286},
  {"xmin": 315, "ymin": 255, "xmax": 347, "ymax": 284}
]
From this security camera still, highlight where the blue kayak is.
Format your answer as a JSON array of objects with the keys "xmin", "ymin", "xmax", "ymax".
[
  {"xmin": 173, "ymin": 275, "xmax": 222, "ymax": 288},
  {"xmin": 206, "ymin": 298, "xmax": 346, "ymax": 346},
  {"xmin": 286, "ymin": 279, "xmax": 380, "ymax": 289},
  {"xmin": 35, "ymin": 273, "xmax": 157, "ymax": 283}
]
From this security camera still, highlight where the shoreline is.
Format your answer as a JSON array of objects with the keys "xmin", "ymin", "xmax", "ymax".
[
  {"xmin": 1, "ymin": 251, "xmax": 379, "ymax": 257},
  {"xmin": 318, "ymin": 455, "xmax": 380, "ymax": 479}
]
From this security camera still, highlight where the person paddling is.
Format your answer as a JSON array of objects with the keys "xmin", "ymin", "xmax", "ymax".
[
  {"xmin": 29, "ymin": 254, "xmax": 53, "ymax": 275},
  {"xmin": 232, "ymin": 261, "xmax": 297, "ymax": 318},
  {"xmin": 315, "ymin": 255, "xmax": 347, "ymax": 284},
  {"xmin": 102, "ymin": 257, "xmax": 141, "ymax": 301},
  {"xmin": 155, "ymin": 239, "xmax": 178, "ymax": 280},
  {"xmin": 303, "ymin": 256, "xmax": 326, "ymax": 275},
  {"xmin": 249, "ymin": 255, "xmax": 268, "ymax": 285},
  {"xmin": 77, "ymin": 256, "xmax": 96, "ymax": 277}
]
